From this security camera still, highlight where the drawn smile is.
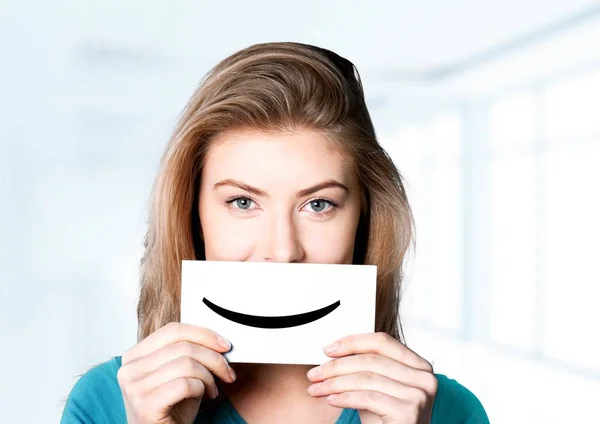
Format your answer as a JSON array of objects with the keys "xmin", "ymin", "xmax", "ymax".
[{"xmin": 202, "ymin": 297, "xmax": 341, "ymax": 329}]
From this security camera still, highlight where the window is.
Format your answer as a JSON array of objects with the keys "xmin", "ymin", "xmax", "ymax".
[
  {"xmin": 487, "ymin": 90, "xmax": 538, "ymax": 352},
  {"xmin": 390, "ymin": 112, "xmax": 464, "ymax": 335},
  {"xmin": 541, "ymin": 70, "xmax": 600, "ymax": 373},
  {"xmin": 392, "ymin": 68, "xmax": 600, "ymax": 377}
]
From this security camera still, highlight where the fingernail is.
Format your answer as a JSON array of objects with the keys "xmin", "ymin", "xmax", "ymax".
[
  {"xmin": 228, "ymin": 366, "xmax": 236, "ymax": 381},
  {"xmin": 324, "ymin": 343, "xmax": 339, "ymax": 354},
  {"xmin": 327, "ymin": 394, "xmax": 338, "ymax": 402},
  {"xmin": 217, "ymin": 336, "xmax": 231, "ymax": 350},
  {"xmin": 212, "ymin": 386, "xmax": 219, "ymax": 399},
  {"xmin": 307, "ymin": 366, "xmax": 321, "ymax": 379}
]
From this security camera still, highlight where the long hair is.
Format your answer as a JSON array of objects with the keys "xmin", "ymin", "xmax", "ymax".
[{"xmin": 137, "ymin": 42, "xmax": 415, "ymax": 346}]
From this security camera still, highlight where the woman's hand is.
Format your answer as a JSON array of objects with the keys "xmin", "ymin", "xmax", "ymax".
[
  {"xmin": 117, "ymin": 322, "xmax": 236, "ymax": 424},
  {"xmin": 306, "ymin": 332, "xmax": 437, "ymax": 424}
]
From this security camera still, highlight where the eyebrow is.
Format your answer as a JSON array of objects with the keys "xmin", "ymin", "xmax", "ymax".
[{"xmin": 213, "ymin": 179, "xmax": 349, "ymax": 198}]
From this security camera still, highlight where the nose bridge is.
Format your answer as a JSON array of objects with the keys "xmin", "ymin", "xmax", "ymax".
[{"xmin": 264, "ymin": 207, "xmax": 304, "ymax": 263}]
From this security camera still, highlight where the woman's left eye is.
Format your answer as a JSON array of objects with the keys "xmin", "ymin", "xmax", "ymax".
[{"xmin": 304, "ymin": 199, "xmax": 336, "ymax": 214}]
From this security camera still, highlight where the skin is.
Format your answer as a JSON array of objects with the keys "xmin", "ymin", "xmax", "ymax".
[{"xmin": 117, "ymin": 129, "xmax": 437, "ymax": 424}]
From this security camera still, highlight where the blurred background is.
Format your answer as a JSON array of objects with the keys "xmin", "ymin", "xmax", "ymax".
[{"xmin": 1, "ymin": 0, "xmax": 599, "ymax": 422}]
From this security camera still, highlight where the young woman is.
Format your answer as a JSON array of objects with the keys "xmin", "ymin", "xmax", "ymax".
[{"xmin": 61, "ymin": 42, "xmax": 489, "ymax": 424}]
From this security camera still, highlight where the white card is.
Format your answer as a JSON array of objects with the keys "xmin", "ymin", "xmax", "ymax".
[{"xmin": 180, "ymin": 260, "xmax": 377, "ymax": 365}]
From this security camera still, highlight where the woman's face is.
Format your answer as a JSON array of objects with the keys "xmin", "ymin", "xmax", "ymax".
[{"xmin": 198, "ymin": 129, "xmax": 361, "ymax": 264}]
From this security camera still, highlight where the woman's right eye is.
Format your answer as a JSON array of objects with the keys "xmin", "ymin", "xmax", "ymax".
[{"xmin": 226, "ymin": 197, "xmax": 256, "ymax": 211}]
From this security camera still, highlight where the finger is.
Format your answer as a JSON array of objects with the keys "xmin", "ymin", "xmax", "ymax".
[
  {"xmin": 136, "ymin": 356, "xmax": 219, "ymax": 400},
  {"xmin": 324, "ymin": 332, "xmax": 432, "ymax": 372},
  {"xmin": 148, "ymin": 377, "xmax": 206, "ymax": 412},
  {"xmin": 307, "ymin": 372, "xmax": 415, "ymax": 401},
  {"xmin": 307, "ymin": 354, "xmax": 437, "ymax": 393},
  {"xmin": 325, "ymin": 390, "xmax": 408, "ymax": 418},
  {"xmin": 123, "ymin": 322, "xmax": 231, "ymax": 364},
  {"xmin": 119, "ymin": 340, "xmax": 236, "ymax": 385}
]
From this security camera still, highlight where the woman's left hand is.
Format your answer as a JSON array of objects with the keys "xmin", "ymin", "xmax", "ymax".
[{"xmin": 306, "ymin": 332, "xmax": 438, "ymax": 424}]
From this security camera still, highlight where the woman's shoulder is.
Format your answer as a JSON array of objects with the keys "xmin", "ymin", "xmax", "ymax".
[
  {"xmin": 61, "ymin": 356, "xmax": 126, "ymax": 424},
  {"xmin": 431, "ymin": 373, "xmax": 489, "ymax": 424}
]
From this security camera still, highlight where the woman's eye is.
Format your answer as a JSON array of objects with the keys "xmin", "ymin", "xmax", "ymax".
[
  {"xmin": 229, "ymin": 197, "xmax": 255, "ymax": 210},
  {"xmin": 306, "ymin": 199, "xmax": 334, "ymax": 213}
]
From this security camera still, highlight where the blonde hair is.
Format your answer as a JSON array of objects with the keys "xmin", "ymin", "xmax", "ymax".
[{"xmin": 137, "ymin": 42, "xmax": 415, "ymax": 344}]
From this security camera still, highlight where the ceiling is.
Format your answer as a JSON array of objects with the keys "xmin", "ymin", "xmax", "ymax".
[
  {"xmin": 3, "ymin": 0, "xmax": 600, "ymax": 74},
  {"xmin": 2, "ymin": 0, "xmax": 600, "ymax": 71}
]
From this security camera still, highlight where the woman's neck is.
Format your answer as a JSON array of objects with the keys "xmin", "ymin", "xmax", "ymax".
[
  {"xmin": 226, "ymin": 362, "xmax": 315, "ymax": 399},
  {"xmin": 223, "ymin": 363, "xmax": 342, "ymax": 424}
]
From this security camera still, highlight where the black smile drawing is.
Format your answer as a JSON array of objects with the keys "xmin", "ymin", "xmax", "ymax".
[{"xmin": 202, "ymin": 297, "xmax": 341, "ymax": 329}]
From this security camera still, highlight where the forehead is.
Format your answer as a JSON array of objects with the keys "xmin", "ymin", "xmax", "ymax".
[{"xmin": 203, "ymin": 129, "xmax": 355, "ymax": 183}]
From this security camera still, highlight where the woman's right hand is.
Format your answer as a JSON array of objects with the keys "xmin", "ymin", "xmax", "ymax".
[{"xmin": 117, "ymin": 322, "xmax": 236, "ymax": 424}]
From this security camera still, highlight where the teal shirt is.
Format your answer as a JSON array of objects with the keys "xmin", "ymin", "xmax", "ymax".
[{"xmin": 61, "ymin": 357, "xmax": 489, "ymax": 423}]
